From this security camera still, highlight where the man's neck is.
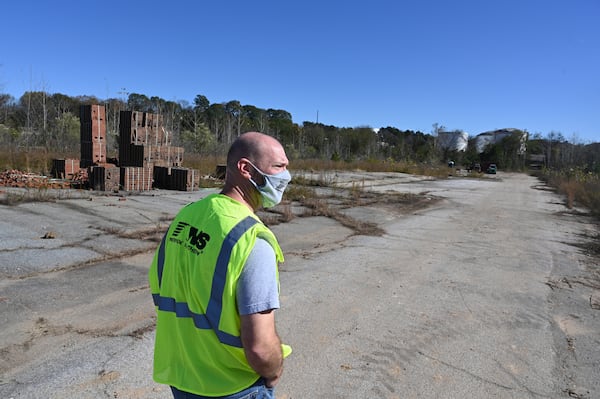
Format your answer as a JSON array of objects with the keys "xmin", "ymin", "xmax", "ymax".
[{"xmin": 221, "ymin": 185, "xmax": 257, "ymax": 213}]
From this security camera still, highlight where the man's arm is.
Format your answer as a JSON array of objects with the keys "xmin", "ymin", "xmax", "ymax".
[{"xmin": 240, "ymin": 310, "xmax": 284, "ymax": 387}]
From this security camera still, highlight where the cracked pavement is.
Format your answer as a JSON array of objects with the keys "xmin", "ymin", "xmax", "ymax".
[{"xmin": 1, "ymin": 172, "xmax": 599, "ymax": 398}]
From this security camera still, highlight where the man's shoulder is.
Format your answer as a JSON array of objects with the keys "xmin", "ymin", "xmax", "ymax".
[
  {"xmin": 176, "ymin": 194, "xmax": 257, "ymax": 227},
  {"xmin": 179, "ymin": 194, "xmax": 229, "ymax": 214}
]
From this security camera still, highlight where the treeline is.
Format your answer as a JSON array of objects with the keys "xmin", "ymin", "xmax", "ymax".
[
  {"xmin": 457, "ymin": 130, "xmax": 600, "ymax": 173},
  {"xmin": 0, "ymin": 91, "xmax": 598, "ymax": 173}
]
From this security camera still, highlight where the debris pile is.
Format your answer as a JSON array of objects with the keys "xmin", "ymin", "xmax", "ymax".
[
  {"xmin": 0, "ymin": 170, "xmax": 71, "ymax": 189},
  {"xmin": 70, "ymin": 169, "xmax": 89, "ymax": 187}
]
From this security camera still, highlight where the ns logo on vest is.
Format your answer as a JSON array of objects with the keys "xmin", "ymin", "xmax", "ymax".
[{"xmin": 169, "ymin": 221, "xmax": 211, "ymax": 255}]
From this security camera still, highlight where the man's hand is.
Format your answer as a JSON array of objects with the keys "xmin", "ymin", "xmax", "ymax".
[{"xmin": 264, "ymin": 364, "xmax": 283, "ymax": 387}]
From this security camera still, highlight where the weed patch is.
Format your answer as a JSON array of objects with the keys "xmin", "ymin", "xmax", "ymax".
[
  {"xmin": 284, "ymin": 184, "xmax": 317, "ymax": 201},
  {"xmin": 279, "ymin": 175, "xmax": 436, "ymax": 236},
  {"xmin": 300, "ymin": 197, "xmax": 384, "ymax": 236},
  {"xmin": 0, "ymin": 188, "xmax": 88, "ymax": 205},
  {"xmin": 533, "ymin": 169, "xmax": 600, "ymax": 218}
]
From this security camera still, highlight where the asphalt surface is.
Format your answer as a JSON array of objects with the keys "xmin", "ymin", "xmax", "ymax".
[{"xmin": 0, "ymin": 171, "xmax": 598, "ymax": 398}]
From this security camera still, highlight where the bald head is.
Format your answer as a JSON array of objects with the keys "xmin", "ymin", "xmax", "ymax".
[
  {"xmin": 221, "ymin": 132, "xmax": 289, "ymax": 210},
  {"xmin": 226, "ymin": 132, "xmax": 285, "ymax": 170}
]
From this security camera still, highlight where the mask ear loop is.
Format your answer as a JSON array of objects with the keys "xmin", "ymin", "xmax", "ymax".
[{"xmin": 245, "ymin": 160, "xmax": 267, "ymax": 187}]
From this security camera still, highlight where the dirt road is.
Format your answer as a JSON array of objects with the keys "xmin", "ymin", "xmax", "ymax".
[{"xmin": 1, "ymin": 172, "xmax": 598, "ymax": 398}]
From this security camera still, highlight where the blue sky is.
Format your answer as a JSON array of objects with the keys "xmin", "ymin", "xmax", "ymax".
[{"xmin": 2, "ymin": 1, "xmax": 599, "ymax": 143}]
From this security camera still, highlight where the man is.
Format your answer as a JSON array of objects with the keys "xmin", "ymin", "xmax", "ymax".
[{"xmin": 149, "ymin": 132, "xmax": 292, "ymax": 398}]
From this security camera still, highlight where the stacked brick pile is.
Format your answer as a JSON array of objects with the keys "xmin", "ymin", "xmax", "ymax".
[
  {"xmin": 80, "ymin": 104, "xmax": 107, "ymax": 167},
  {"xmin": 48, "ymin": 105, "xmax": 199, "ymax": 192},
  {"xmin": 78, "ymin": 105, "xmax": 118, "ymax": 190},
  {"xmin": 51, "ymin": 104, "xmax": 107, "ymax": 185},
  {"xmin": 119, "ymin": 110, "xmax": 198, "ymax": 191},
  {"xmin": 118, "ymin": 110, "xmax": 164, "ymax": 191},
  {"xmin": 118, "ymin": 111, "xmax": 175, "ymax": 167}
]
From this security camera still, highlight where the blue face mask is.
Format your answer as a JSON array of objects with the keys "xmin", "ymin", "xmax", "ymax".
[{"xmin": 248, "ymin": 161, "xmax": 291, "ymax": 208}]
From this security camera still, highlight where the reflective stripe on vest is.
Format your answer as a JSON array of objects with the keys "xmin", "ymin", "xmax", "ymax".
[
  {"xmin": 156, "ymin": 231, "xmax": 167, "ymax": 289},
  {"xmin": 152, "ymin": 216, "xmax": 259, "ymax": 348}
]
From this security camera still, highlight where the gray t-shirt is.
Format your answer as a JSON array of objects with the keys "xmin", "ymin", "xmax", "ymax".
[{"xmin": 236, "ymin": 238, "xmax": 280, "ymax": 315}]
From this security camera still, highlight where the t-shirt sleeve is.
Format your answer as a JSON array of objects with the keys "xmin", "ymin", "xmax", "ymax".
[{"xmin": 237, "ymin": 237, "xmax": 280, "ymax": 315}]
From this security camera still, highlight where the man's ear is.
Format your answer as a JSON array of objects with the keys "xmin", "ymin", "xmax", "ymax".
[{"xmin": 238, "ymin": 158, "xmax": 254, "ymax": 179}]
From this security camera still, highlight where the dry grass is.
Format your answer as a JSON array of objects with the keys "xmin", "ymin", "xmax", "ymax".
[
  {"xmin": 283, "ymin": 184, "xmax": 317, "ymax": 201},
  {"xmin": 181, "ymin": 153, "xmax": 226, "ymax": 176},
  {"xmin": 350, "ymin": 180, "xmax": 365, "ymax": 202},
  {"xmin": 2, "ymin": 149, "xmax": 453, "ymax": 180},
  {"xmin": 0, "ymin": 189, "xmax": 54, "ymax": 205},
  {"xmin": 290, "ymin": 171, "xmax": 339, "ymax": 187},
  {"xmin": 299, "ymin": 196, "xmax": 385, "ymax": 236},
  {"xmin": 0, "ymin": 187, "xmax": 91, "ymax": 205},
  {"xmin": 265, "ymin": 175, "xmax": 381, "ymax": 233},
  {"xmin": 172, "ymin": 153, "xmax": 226, "ymax": 188},
  {"xmin": 0, "ymin": 148, "xmax": 80, "ymax": 174},
  {"xmin": 577, "ymin": 180, "xmax": 600, "ymax": 218},
  {"xmin": 273, "ymin": 174, "xmax": 437, "ymax": 236},
  {"xmin": 558, "ymin": 180, "xmax": 578, "ymax": 209},
  {"xmin": 291, "ymin": 158, "xmax": 451, "ymax": 178},
  {"xmin": 536, "ymin": 169, "xmax": 600, "ymax": 218},
  {"xmin": 534, "ymin": 170, "xmax": 600, "ymax": 255}
]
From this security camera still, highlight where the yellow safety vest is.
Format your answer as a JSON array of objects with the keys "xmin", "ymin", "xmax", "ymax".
[{"xmin": 149, "ymin": 193, "xmax": 284, "ymax": 396}]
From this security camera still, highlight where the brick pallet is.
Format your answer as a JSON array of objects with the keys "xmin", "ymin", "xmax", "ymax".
[
  {"xmin": 118, "ymin": 141, "xmax": 145, "ymax": 167},
  {"xmin": 89, "ymin": 165, "xmax": 119, "ymax": 191},
  {"xmin": 80, "ymin": 105, "xmax": 107, "ymax": 167},
  {"xmin": 119, "ymin": 110, "xmax": 182, "ymax": 168},
  {"xmin": 117, "ymin": 109, "xmax": 198, "ymax": 192},
  {"xmin": 171, "ymin": 167, "xmax": 199, "ymax": 191},
  {"xmin": 153, "ymin": 166, "xmax": 199, "ymax": 191},
  {"xmin": 120, "ymin": 166, "xmax": 153, "ymax": 191},
  {"xmin": 152, "ymin": 166, "xmax": 170, "ymax": 189},
  {"xmin": 144, "ymin": 145, "xmax": 184, "ymax": 167},
  {"xmin": 51, "ymin": 159, "xmax": 80, "ymax": 179},
  {"xmin": 119, "ymin": 111, "xmax": 170, "ymax": 146}
]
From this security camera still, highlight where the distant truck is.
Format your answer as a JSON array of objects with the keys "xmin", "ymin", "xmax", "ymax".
[
  {"xmin": 486, "ymin": 164, "xmax": 497, "ymax": 174},
  {"xmin": 469, "ymin": 163, "xmax": 481, "ymax": 173}
]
